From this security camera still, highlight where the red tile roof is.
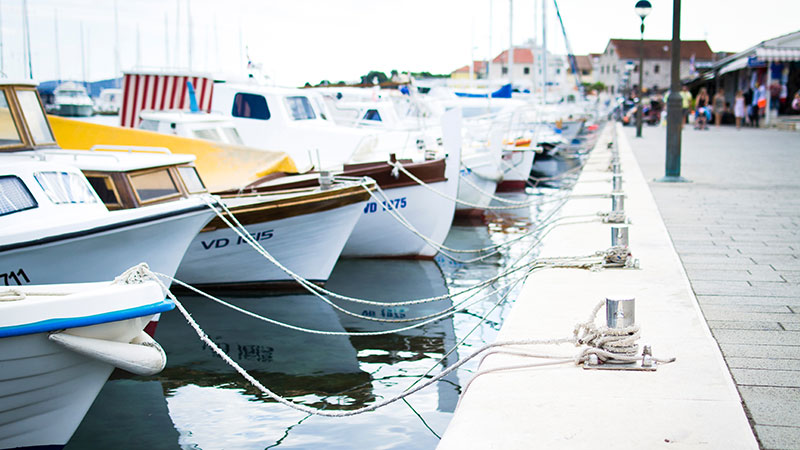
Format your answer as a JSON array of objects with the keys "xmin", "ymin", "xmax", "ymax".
[
  {"xmin": 492, "ymin": 48, "xmax": 535, "ymax": 64},
  {"xmin": 607, "ymin": 39, "xmax": 714, "ymax": 60},
  {"xmin": 451, "ymin": 61, "xmax": 488, "ymax": 74}
]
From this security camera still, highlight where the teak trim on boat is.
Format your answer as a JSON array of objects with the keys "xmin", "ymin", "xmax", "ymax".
[
  {"xmin": 0, "ymin": 85, "xmax": 58, "ymax": 152},
  {"xmin": 202, "ymin": 183, "xmax": 374, "ymax": 232},
  {"xmin": 236, "ymin": 157, "xmax": 447, "ymax": 193}
]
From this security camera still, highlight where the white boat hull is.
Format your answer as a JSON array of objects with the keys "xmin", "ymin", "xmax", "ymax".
[
  {"xmin": 497, "ymin": 149, "xmax": 536, "ymax": 191},
  {"xmin": 341, "ymin": 180, "xmax": 456, "ymax": 258},
  {"xmin": 175, "ymin": 203, "xmax": 363, "ymax": 286},
  {"xmin": 0, "ymin": 281, "xmax": 168, "ymax": 450},
  {"xmin": 0, "ymin": 208, "xmax": 211, "ymax": 287},
  {"xmin": 456, "ymin": 152, "xmax": 502, "ymax": 215}
]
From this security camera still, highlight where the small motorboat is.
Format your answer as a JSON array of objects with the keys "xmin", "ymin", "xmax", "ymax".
[
  {"xmin": 48, "ymin": 81, "xmax": 94, "ymax": 117},
  {"xmin": 0, "ymin": 272, "xmax": 172, "ymax": 450}
]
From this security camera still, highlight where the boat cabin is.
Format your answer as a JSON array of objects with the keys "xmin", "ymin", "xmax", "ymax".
[
  {"xmin": 138, "ymin": 110, "xmax": 245, "ymax": 146},
  {"xmin": 0, "ymin": 81, "xmax": 208, "ymax": 212}
]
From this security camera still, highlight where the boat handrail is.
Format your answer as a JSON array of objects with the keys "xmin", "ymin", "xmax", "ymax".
[
  {"xmin": 89, "ymin": 144, "xmax": 173, "ymax": 155},
  {"xmin": 35, "ymin": 149, "xmax": 122, "ymax": 163}
]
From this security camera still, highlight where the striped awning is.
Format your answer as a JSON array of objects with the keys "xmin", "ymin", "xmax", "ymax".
[
  {"xmin": 120, "ymin": 72, "xmax": 214, "ymax": 128},
  {"xmin": 755, "ymin": 47, "xmax": 800, "ymax": 62}
]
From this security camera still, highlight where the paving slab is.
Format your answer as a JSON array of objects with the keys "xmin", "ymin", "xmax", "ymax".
[
  {"xmin": 626, "ymin": 124, "xmax": 800, "ymax": 449},
  {"xmin": 438, "ymin": 125, "xmax": 758, "ymax": 449}
]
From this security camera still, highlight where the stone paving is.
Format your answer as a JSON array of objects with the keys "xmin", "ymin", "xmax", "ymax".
[{"xmin": 625, "ymin": 124, "xmax": 800, "ymax": 450}]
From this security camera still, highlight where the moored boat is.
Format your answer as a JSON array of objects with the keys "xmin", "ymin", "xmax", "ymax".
[
  {"xmin": 48, "ymin": 81, "xmax": 94, "ymax": 117},
  {"xmin": 0, "ymin": 275, "xmax": 172, "ymax": 450}
]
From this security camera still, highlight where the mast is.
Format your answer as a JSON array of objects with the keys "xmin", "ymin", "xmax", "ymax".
[
  {"xmin": 80, "ymin": 22, "xmax": 87, "ymax": 85},
  {"xmin": 175, "ymin": 0, "xmax": 180, "ymax": 67},
  {"xmin": 0, "ymin": 0, "xmax": 4, "ymax": 76},
  {"xmin": 114, "ymin": 0, "xmax": 120, "ymax": 81},
  {"xmin": 54, "ymin": 9, "xmax": 61, "ymax": 82},
  {"xmin": 508, "ymin": 0, "xmax": 513, "ymax": 84},
  {"xmin": 187, "ymin": 0, "xmax": 193, "ymax": 70},
  {"xmin": 487, "ymin": 0, "xmax": 492, "ymax": 78},
  {"xmin": 541, "ymin": 0, "xmax": 547, "ymax": 103},
  {"xmin": 135, "ymin": 24, "xmax": 141, "ymax": 68},
  {"xmin": 164, "ymin": 12, "xmax": 170, "ymax": 67},
  {"xmin": 22, "ymin": 0, "xmax": 32, "ymax": 79}
]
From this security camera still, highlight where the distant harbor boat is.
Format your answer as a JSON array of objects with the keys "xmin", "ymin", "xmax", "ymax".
[{"xmin": 47, "ymin": 81, "xmax": 94, "ymax": 117}]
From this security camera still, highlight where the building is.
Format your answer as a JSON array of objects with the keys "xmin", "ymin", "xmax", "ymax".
[
  {"xmin": 595, "ymin": 39, "xmax": 714, "ymax": 94},
  {"xmin": 567, "ymin": 55, "xmax": 594, "ymax": 85},
  {"xmin": 450, "ymin": 61, "xmax": 488, "ymax": 80},
  {"xmin": 710, "ymin": 30, "xmax": 800, "ymax": 125}
]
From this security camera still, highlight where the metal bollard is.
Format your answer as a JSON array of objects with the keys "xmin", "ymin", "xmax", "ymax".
[
  {"xmin": 611, "ymin": 193, "xmax": 625, "ymax": 214},
  {"xmin": 612, "ymin": 174, "xmax": 623, "ymax": 193},
  {"xmin": 319, "ymin": 171, "xmax": 333, "ymax": 190},
  {"xmin": 606, "ymin": 297, "xmax": 635, "ymax": 329},
  {"xmin": 611, "ymin": 225, "xmax": 629, "ymax": 248}
]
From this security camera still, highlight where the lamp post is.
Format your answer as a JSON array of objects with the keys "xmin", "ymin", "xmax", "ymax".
[{"xmin": 634, "ymin": 0, "xmax": 651, "ymax": 138}]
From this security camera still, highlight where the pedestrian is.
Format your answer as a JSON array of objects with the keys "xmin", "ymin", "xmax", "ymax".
[
  {"xmin": 680, "ymin": 85, "xmax": 692, "ymax": 130},
  {"xmin": 713, "ymin": 88, "xmax": 726, "ymax": 127},
  {"xmin": 792, "ymin": 91, "xmax": 800, "ymax": 113},
  {"xmin": 695, "ymin": 87, "xmax": 710, "ymax": 130},
  {"xmin": 734, "ymin": 90, "xmax": 745, "ymax": 130}
]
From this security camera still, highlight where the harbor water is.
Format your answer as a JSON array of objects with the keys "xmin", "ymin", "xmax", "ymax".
[{"xmin": 64, "ymin": 186, "xmax": 576, "ymax": 449}]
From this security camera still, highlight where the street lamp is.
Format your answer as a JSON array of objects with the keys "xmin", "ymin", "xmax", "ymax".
[{"xmin": 635, "ymin": 0, "xmax": 651, "ymax": 138}]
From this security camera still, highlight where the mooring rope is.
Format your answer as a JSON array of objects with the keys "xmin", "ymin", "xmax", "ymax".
[{"xmin": 118, "ymin": 263, "xmax": 672, "ymax": 418}]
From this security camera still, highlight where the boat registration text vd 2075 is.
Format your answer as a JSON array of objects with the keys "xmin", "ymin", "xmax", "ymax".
[{"xmin": 363, "ymin": 197, "xmax": 407, "ymax": 214}]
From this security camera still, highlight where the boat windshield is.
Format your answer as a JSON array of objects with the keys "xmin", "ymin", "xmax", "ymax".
[
  {"xmin": 0, "ymin": 176, "xmax": 38, "ymax": 216},
  {"xmin": 220, "ymin": 127, "xmax": 244, "ymax": 145},
  {"xmin": 17, "ymin": 90, "xmax": 55, "ymax": 145},
  {"xmin": 34, "ymin": 171, "xmax": 98, "ymax": 205},
  {"xmin": 0, "ymin": 91, "xmax": 23, "ymax": 148},
  {"xmin": 285, "ymin": 96, "xmax": 317, "ymax": 120},
  {"xmin": 192, "ymin": 128, "xmax": 223, "ymax": 143}
]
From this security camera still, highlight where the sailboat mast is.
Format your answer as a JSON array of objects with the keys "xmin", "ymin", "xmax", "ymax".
[
  {"xmin": 54, "ymin": 9, "xmax": 61, "ymax": 82},
  {"xmin": 114, "ymin": 0, "xmax": 120, "ymax": 79},
  {"xmin": 164, "ymin": 13, "xmax": 170, "ymax": 67},
  {"xmin": 187, "ymin": 0, "xmax": 193, "ymax": 70},
  {"xmin": 22, "ymin": 0, "xmax": 32, "ymax": 79},
  {"xmin": 175, "ymin": 0, "xmax": 180, "ymax": 67},
  {"xmin": 487, "ymin": 0, "xmax": 492, "ymax": 78},
  {"xmin": 508, "ymin": 0, "xmax": 513, "ymax": 84},
  {"xmin": 0, "ymin": 0, "xmax": 4, "ymax": 76},
  {"xmin": 541, "ymin": 0, "xmax": 547, "ymax": 103},
  {"xmin": 80, "ymin": 22, "xmax": 87, "ymax": 85}
]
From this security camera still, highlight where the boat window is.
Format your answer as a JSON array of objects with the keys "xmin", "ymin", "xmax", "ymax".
[
  {"xmin": 0, "ymin": 91, "xmax": 23, "ymax": 147},
  {"xmin": 138, "ymin": 119, "xmax": 160, "ymax": 131},
  {"xmin": 285, "ymin": 96, "xmax": 317, "ymax": 120},
  {"xmin": 192, "ymin": 128, "xmax": 222, "ymax": 142},
  {"xmin": 129, "ymin": 168, "xmax": 181, "ymax": 203},
  {"xmin": 85, "ymin": 174, "xmax": 122, "ymax": 209},
  {"xmin": 178, "ymin": 166, "xmax": 207, "ymax": 193},
  {"xmin": 17, "ymin": 90, "xmax": 55, "ymax": 145},
  {"xmin": 220, "ymin": 126, "xmax": 245, "ymax": 145},
  {"xmin": 0, "ymin": 176, "xmax": 37, "ymax": 216},
  {"xmin": 232, "ymin": 93, "xmax": 270, "ymax": 120},
  {"xmin": 34, "ymin": 171, "xmax": 98, "ymax": 205},
  {"xmin": 363, "ymin": 109, "xmax": 382, "ymax": 121}
]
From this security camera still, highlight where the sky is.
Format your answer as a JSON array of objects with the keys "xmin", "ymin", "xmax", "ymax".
[{"xmin": 0, "ymin": 0, "xmax": 798, "ymax": 87}]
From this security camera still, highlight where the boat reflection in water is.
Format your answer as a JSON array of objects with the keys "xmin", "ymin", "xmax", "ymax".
[{"xmin": 66, "ymin": 257, "xmax": 463, "ymax": 449}]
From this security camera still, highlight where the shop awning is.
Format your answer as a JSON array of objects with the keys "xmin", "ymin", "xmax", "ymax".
[
  {"xmin": 718, "ymin": 56, "xmax": 749, "ymax": 75},
  {"xmin": 755, "ymin": 47, "xmax": 800, "ymax": 62}
]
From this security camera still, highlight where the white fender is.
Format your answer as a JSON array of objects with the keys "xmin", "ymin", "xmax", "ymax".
[{"xmin": 48, "ymin": 330, "xmax": 167, "ymax": 376}]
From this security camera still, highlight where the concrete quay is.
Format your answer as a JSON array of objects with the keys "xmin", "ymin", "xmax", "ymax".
[
  {"xmin": 626, "ymin": 124, "xmax": 800, "ymax": 450},
  {"xmin": 438, "ymin": 124, "xmax": 759, "ymax": 449}
]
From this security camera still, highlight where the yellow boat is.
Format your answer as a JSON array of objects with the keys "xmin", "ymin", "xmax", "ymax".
[{"xmin": 49, "ymin": 115, "xmax": 297, "ymax": 192}]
